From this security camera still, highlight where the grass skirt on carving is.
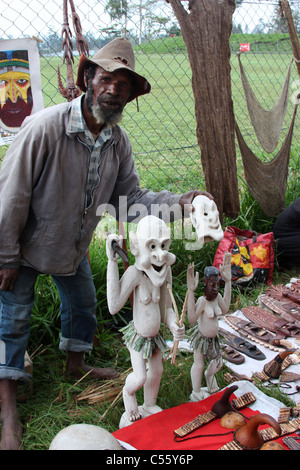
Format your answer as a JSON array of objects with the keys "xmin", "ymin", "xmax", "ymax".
[
  {"xmin": 120, "ymin": 321, "xmax": 169, "ymax": 360},
  {"xmin": 188, "ymin": 323, "xmax": 221, "ymax": 361}
]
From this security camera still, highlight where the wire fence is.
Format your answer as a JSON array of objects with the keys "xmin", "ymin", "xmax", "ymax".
[{"xmin": 1, "ymin": 0, "xmax": 299, "ymax": 193}]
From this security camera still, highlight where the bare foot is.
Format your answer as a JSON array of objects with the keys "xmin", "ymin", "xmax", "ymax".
[
  {"xmin": 0, "ymin": 412, "xmax": 23, "ymax": 450},
  {"xmin": 123, "ymin": 389, "xmax": 141, "ymax": 422},
  {"xmin": 141, "ymin": 404, "xmax": 162, "ymax": 416},
  {"xmin": 64, "ymin": 351, "xmax": 119, "ymax": 380},
  {"xmin": 189, "ymin": 389, "xmax": 209, "ymax": 402},
  {"xmin": 66, "ymin": 364, "xmax": 119, "ymax": 380},
  {"xmin": 129, "ymin": 410, "xmax": 142, "ymax": 422}
]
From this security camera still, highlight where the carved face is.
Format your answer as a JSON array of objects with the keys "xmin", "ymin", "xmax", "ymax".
[
  {"xmin": 0, "ymin": 50, "xmax": 33, "ymax": 132},
  {"xmin": 130, "ymin": 215, "xmax": 176, "ymax": 286},
  {"xmin": 203, "ymin": 274, "xmax": 219, "ymax": 301},
  {"xmin": 0, "ymin": 70, "xmax": 33, "ymax": 130},
  {"xmin": 190, "ymin": 195, "xmax": 223, "ymax": 244}
]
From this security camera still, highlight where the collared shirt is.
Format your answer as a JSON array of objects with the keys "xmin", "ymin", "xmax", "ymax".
[{"xmin": 68, "ymin": 96, "xmax": 112, "ymax": 208}]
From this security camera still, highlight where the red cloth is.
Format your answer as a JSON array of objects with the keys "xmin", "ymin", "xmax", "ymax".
[{"xmin": 113, "ymin": 389, "xmax": 293, "ymax": 450}]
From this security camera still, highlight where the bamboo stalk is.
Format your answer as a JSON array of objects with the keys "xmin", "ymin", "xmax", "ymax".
[
  {"xmin": 171, "ymin": 290, "xmax": 189, "ymax": 364},
  {"xmin": 166, "ymin": 283, "xmax": 179, "ymax": 322},
  {"xmin": 166, "ymin": 283, "xmax": 190, "ymax": 364}
]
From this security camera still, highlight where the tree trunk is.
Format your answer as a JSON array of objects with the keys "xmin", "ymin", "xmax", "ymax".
[
  {"xmin": 168, "ymin": 0, "xmax": 239, "ymax": 219},
  {"xmin": 281, "ymin": 0, "xmax": 300, "ymax": 77}
]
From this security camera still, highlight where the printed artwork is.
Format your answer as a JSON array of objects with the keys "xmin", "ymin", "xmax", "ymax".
[{"xmin": 0, "ymin": 38, "xmax": 43, "ymax": 145}]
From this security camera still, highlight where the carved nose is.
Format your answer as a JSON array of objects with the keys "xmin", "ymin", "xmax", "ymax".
[{"xmin": 152, "ymin": 249, "xmax": 165, "ymax": 263}]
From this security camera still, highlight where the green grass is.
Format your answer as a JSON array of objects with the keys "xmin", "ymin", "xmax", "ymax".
[
  {"xmin": 1, "ymin": 42, "xmax": 300, "ymax": 449},
  {"xmin": 133, "ymin": 33, "xmax": 294, "ymax": 54}
]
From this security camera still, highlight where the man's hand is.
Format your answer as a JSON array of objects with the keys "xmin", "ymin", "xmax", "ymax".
[
  {"xmin": 0, "ymin": 268, "xmax": 19, "ymax": 291},
  {"xmin": 179, "ymin": 190, "xmax": 214, "ymax": 215}
]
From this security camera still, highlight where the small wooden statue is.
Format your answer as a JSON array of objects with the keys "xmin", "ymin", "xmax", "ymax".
[
  {"xmin": 106, "ymin": 215, "xmax": 185, "ymax": 428},
  {"xmin": 187, "ymin": 252, "xmax": 232, "ymax": 401}
]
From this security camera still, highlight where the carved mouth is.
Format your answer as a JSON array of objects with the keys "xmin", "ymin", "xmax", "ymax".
[{"xmin": 152, "ymin": 264, "xmax": 163, "ymax": 272}]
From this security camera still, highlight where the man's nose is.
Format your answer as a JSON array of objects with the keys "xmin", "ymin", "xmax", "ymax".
[{"xmin": 107, "ymin": 81, "xmax": 119, "ymax": 95}]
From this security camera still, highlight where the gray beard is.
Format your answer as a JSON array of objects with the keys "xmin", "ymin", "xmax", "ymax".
[{"xmin": 91, "ymin": 103, "xmax": 123, "ymax": 128}]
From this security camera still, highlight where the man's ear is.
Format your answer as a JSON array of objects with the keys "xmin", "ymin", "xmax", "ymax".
[{"xmin": 129, "ymin": 231, "xmax": 139, "ymax": 256}]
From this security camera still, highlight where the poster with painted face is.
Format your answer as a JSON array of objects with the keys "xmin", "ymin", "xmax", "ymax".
[{"xmin": 0, "ymin": 38, "xmax": 43, "ymax": 145}]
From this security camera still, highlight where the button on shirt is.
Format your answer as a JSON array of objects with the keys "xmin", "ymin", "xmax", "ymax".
[{"xmin": 68, "ymin": 96, "xmax": 112, "ymax": 209}]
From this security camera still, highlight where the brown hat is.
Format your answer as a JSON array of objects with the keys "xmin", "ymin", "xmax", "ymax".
[{"xmin": 76, "ymin": 38, "xmax": 151, "ymax": 102}]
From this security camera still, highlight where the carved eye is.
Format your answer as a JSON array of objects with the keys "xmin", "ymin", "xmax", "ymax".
[
  {"xmin": 161, "ymin": 242, "xmax": 165, "ymax": 249},
  {"xmin": 150, "ymin": 244, "xmax": 156, "ymax": 250}
]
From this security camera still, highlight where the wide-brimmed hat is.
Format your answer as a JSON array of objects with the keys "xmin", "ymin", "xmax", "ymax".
[{"xmin": 76, "ymin": 38, "xmax": 151, "ymax": 102}]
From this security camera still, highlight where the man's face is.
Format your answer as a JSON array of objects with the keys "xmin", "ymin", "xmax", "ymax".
[{"xmin": 85, "ymin": 66, "xmax": 132, "ymax": 127}]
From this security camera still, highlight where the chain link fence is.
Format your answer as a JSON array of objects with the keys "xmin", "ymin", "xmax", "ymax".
[{"xmin": 0, "ymin": 0, "xmax": 299, "ymax": 194}]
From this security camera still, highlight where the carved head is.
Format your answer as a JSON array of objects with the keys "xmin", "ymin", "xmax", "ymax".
[
  {"xmin": 203, "ymin": 266, "xmax": 220, "ymax": 301},
  {"xmin": 129, "ymin": 215, "xmax": 176, "ymax": 286},
  {"xmin": 190, "ymin": 195, "xmax": 223, "ymax": 244}
]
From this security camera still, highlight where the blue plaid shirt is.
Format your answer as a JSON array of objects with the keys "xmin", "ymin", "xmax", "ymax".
[{"xmin": 67, "ymin": 96, "xmax": 112, "ymax": 208}]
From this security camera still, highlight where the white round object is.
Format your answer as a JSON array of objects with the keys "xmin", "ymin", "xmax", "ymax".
[{"xmin": 49, "ymin": 424, "xmax": 122, "ymax": 450}]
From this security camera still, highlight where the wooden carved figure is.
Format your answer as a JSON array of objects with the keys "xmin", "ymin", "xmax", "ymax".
[
  {"xmin": 106, "ymin": 215, "xmax": 185, "ymax": 428},
  {"xmin": 187, "ymin": 252, "xmax": 232, "ymax": 401},
  {"xmin": 190, "ymin": 195, "xmax": 223, "ymax": 244}
]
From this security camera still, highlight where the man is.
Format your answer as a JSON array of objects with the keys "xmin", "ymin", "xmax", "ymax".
[{"xmin": 0, "ymin": 38, "xmax": 212, "ymax": 449}]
